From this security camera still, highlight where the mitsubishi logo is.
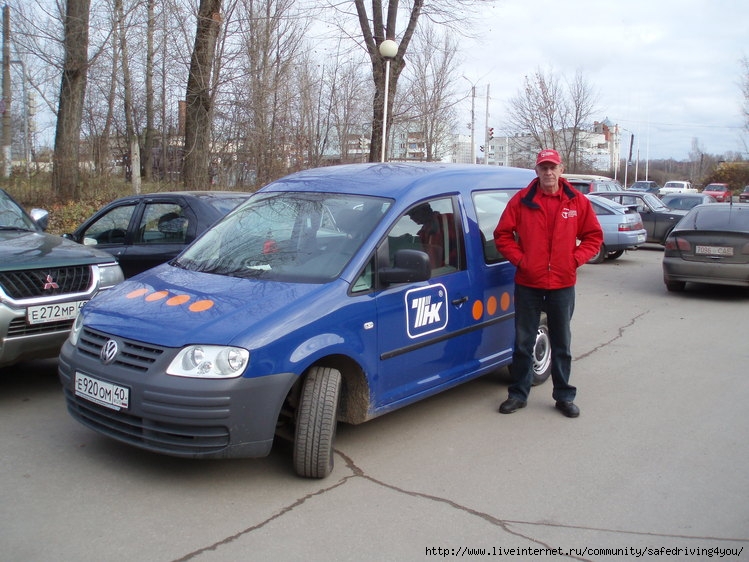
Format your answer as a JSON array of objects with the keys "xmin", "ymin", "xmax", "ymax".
[
  {"xmin": 100, "ymin": 340, "xmax": 119, "ymax": 365},
  {"xmin": 43, "ymin": 275, "xmax": 59, "ymax": 290}
]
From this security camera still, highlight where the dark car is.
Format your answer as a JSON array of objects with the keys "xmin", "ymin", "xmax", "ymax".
[
  {"xmin": 591, "ymin": 191, "xmax": 688, "ymax": 244},
  {"xmin": 564, "ymin": 174, "xmax": 623, "ymax": 195},
  {"xmin": 65, "ymin": 191, "xmax": 251, "ymax": 278},
  {"xmin": 628, "ymin": 180, "xmax": 661, "ymax": 194},
  {"xmin": 0, "ymin": 188, "xmax": 124, "ymax": 368},
  {"xmin": 660, "ymin": 193, "xmax": 717, "ymax": 211},
  {"xmin": 663, "ymin": 203, "xmax": 749, "ymax": 292},
  {"xmin": 586, "ymin": 194, "xmax": 646, "ymax": 263},
  {"xmin": 740, "ymin": 186, "xmax": 749, "ymax": 203}
]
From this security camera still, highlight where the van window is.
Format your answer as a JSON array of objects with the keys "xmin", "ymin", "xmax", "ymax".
[
  {"xmin": 386, "ymin": 197, "xmax": 463, "ymax": 277},
  {"xmin": 473, "ymin": 191, "xmax": 516, "ymax": 263}
]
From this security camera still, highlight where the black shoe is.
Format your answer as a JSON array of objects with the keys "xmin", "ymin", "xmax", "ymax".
[
  {"xmin": 499, "ymin": 398, "xmax": 527, "ymax": 414},
  {"xmin": 555, "ymin": 401, "xmax": 580, "ymax": 418}
]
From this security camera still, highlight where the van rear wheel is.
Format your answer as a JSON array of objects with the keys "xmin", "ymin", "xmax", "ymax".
[{"xmin": 293, "ymin": 366, "xmax": 342, "ymax": 478}]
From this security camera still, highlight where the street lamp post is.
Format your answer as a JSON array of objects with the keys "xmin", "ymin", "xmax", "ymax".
[{"xmin": 379, "ymin": 39, "xmax": 398, "ymax": 162}]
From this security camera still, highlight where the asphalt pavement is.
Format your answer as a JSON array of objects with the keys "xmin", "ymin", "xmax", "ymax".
[{"xmin": 1, "ymin": 245, "xmax": 748, "ymax": 561}]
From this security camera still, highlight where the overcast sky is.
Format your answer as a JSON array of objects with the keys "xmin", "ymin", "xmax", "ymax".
[{"xmin": 457, "ymin": 0, "xmax": 748, "ymax": 161}]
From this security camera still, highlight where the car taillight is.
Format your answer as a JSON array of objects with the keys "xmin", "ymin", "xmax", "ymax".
[
  {"xmin": 619, "ymin": 220, "xmax": 644, "ymax": 232},
  {"xmin": 664, "ymin": 236, "xmax": 691, "ymax": 252}
]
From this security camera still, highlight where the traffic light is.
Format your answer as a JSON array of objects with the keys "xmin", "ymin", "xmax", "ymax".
[{"xmin": 488, "ymin": 127, "xmax": 494, "ymax": 140}]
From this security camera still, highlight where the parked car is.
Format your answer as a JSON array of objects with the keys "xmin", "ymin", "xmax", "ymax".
[
  {"xmin": 0, "ymin": 188, "xmax": 124, "ymax": 368},
  {"xmin": 660, "ymin": 193, "xmax": 717, "ymax": 211},
  {"xmin": 64, "ymin": 191, "xmax": 251, "ymax": 278},
  {"xmin": 58, "ymin": 163, "xmax": 555, "ymax": 478},
  {"xmin": 592, "ymin": 191, "xmax": 688, "ymax": 244},
  {"xmin": 659, "ymin": 181, "xmax": 696, "ymax": 195},
  {"xmin": 701, "ymin": 183, "xmax": 731, "ymax": 202},
  {"xmin": 564, "ymin": 174, "xmax": 623, "ymax": 194},
  {"xmin": 663, "ymin": 203, "xmax": 749, "ymax": 292},
  {"xmin": 628, "ymin": 180, "xmax": 661, "ymax": 194},
  {"xmin": 586, "ymin": 194, "xmax": 646, "ymax": 263},
  {"xmin": 740, "ymin": 186, "xmax": 749, "ymax": 203}
]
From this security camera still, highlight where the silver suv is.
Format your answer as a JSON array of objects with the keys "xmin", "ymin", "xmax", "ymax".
[{"xmin": 0, "ymin": 189, "xmax": 124, "ymax": 367}]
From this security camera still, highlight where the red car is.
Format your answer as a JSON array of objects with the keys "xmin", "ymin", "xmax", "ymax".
[
  {"xmin": 702, "ymin": 183, "xmax": 732, "ymax": 202},
  {"xmin": 739, "ymin": 186, "xmax": 749, "ymax": 203}
]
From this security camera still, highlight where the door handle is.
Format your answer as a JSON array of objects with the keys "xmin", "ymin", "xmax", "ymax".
[{"xmin": 451, "ymin": 296, "xmax": 468, "ymax": 306}]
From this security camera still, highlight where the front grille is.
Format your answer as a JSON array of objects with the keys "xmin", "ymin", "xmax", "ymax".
[
  {"xmin": 7, "ymin": 317, "xmax": 73, "ymax": 337},
  {"xmin": 64, "ymin": 389, "xmax": 230, "ymax": 455},
  {"xmin": 0, "ymin": 266, "xmax": 92, "ymax": 300},
  {"xmin": 78, "ymin": 328, "xmax": 165, "ymax": 372}
]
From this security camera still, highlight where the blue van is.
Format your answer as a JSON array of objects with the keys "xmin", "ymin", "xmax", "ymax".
[{"xmin": 59, "ymin": 163, "xmax": 551, "ymax": 478}]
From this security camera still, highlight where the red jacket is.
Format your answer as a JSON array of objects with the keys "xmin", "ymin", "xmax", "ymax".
[{"xmin": 494, "ymin": 177, "xmax": 603, "ymax": 289}]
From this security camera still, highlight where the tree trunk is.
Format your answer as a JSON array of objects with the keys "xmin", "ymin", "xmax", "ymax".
[
  {"xmin": 52, "ymin": 0, "xmax": 91, "ymax": 200},
  {"xmin": 182, "ymin": 0, "xmax": 222, "ymax": 190},
  {"xmin": 143, "ymin": 0, "xmax": 155, "ymax": 182}
]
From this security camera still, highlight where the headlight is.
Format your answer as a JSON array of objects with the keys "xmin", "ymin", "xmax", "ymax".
[
  {"xmin": 97, "ymin": 263, "xmax": 125, "ymax": 289},
  {"xmin": 167, "ymin": 345, "xmax": 249, "ymax": 378},
  {"xmin": 68, "ymin": 312, "xmax": 84, "ymax": 346}
]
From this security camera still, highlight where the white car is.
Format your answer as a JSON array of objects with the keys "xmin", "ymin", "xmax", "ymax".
[{"xmin": 659, "ymin": 180, "xmax": 696, "ymax": 195}]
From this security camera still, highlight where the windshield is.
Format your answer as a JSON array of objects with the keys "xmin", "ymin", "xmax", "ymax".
[
  {"xmin": 0, "ymin": 190, "xmax": 37, "ymax": 231},
  {"xmin": 175, "ymin": 192, "xmax": 391, "ymax": 283}
]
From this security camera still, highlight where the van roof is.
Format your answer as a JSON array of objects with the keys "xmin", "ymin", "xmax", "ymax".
[{"xmin": 260, "ymin": 162, "xmax": 536, "ymax": 200}]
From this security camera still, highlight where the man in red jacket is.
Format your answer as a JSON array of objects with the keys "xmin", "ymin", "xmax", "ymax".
[{"xmin": 494, "ymin": 149, "xmax": 603, "ymax": 417}]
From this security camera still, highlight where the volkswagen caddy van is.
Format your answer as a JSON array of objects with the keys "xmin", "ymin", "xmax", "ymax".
[{"xmin": 59, "ymin": 163, "xmax": 551, "ymax": 478}]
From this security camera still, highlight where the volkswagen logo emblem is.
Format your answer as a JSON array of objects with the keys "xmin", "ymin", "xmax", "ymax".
[{"xmin": 100, "ymin": 339, "xmax": 119, "ymax": 364}]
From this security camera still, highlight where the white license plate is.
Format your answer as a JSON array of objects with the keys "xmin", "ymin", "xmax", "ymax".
[
  {"xmin": 696, "ymin": 245, "xmax": 733, "ymax": 256},
  {"xmin": 26, "ymin": 300, "xmax": 87, "ymax": 325},
  {"xmin": 75, "ymin": 372, "xmax": 129, "ymax": 411},
  {"xmin": 636, "ymin": 233, "xmax": 646, "ymax": 243}
]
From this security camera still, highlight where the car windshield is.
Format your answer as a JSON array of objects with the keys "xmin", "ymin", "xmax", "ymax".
[
  {"xmin": 642, "ymin": 193, "xmax": 669, "ymax": 211},
  {"xmin": 0, "ymin": 190, "xmax": 37, "ymax": 231},
  {"xmin": 174, "ymin": 192, "xmax": 392, "ymax": 283}
]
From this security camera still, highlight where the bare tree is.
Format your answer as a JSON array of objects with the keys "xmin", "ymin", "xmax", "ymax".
[
  {"xmin": 401, "ymin": 23, "xmax": 460, "ymax": 161},
  {"xmin": 52, "ymin": 0, "xmax": 91, "ymax": 199},
  {"xmin": 182, "ymin": 0, "xmax": 223, "ymax": 189},
  {"xmin": 506, "ymin": 67, "xmax": 598, "ymax": 172},
  {"xmin": 349, "ymin": 0, "xmax": 491, "ymax": 162}
]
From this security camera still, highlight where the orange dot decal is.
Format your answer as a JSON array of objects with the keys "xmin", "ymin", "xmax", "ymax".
[
  {"xmin": 487, "ymin": 296, "xmax": 497, "ymax": 316},
  {"xmin": 127, "ymin": 288, "xmax": 149, "ymax": 299},
  {"xmin": 146, "ymin": 291, "xmax": 169, "ymax": 302},
  {"xmin": 472, "ymin": 300, "xmax": 483, "ymax": 321},
  {"xmin": 500, "ymin": 292, "xmax": 511, "ymax": 311},
  {"xmin": 189, "ymin": 300, "xmax": 215, "ymax": 312},
  {"xmin": 167, "ymin": 295, "xmax": 191, "ymax": 306}
]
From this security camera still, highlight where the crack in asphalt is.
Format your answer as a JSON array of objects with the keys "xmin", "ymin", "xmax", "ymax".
[
  {"xmin": 574, "ymin": 310, "xmax": 649, "ymax": 362},
  {"xmin": 173, "ymin": 448, "xmax": 748, "ymax": 562},
  {"xmin": 175, "ymin": 309, "xmax": 746, "ymax": 561}
]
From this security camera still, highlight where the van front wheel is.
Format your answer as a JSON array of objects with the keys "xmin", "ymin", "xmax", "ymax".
[{"xmin": 293, "ymin": 366, "xmax": 342, "ymax": 478}]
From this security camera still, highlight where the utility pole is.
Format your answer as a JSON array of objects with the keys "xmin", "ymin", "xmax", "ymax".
[
  {"xmin": 484, "ymin": 84, "xmax": 490, "ymax": 165},
  {"xmin": 2, "ymin": 5, "xmax": 11, "ymax": 178},
  {"xmin": 469, "ymin": 85, "xmax": 475, "ymax": 164}
]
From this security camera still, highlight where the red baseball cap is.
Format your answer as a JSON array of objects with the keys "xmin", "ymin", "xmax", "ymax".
[{"xmin": 535, "ymin": 149, "xmax": 561, "ymax": 166}]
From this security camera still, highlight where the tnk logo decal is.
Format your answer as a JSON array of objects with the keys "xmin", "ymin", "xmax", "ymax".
[{"xmin": 405, "ymin": 284, "xmax": 448, "ymax": 338}]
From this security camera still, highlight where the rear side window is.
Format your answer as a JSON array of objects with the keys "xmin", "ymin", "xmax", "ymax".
[
  {"xmin": 386, "ymin": 197, "xmax": 464, "ymax": 277},
  {"xmin": 473, "ymin": 191, "xmax": 516, "ymax": 263}
]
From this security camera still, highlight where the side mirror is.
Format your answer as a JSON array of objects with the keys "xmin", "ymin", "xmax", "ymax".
[
  {"xmin": 30, "ymin": 208, "xmax": 49, "ymax": 231},
  {"xmin": 379, "ymin": 249, "xmax": 431, "ymax": 284}
]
